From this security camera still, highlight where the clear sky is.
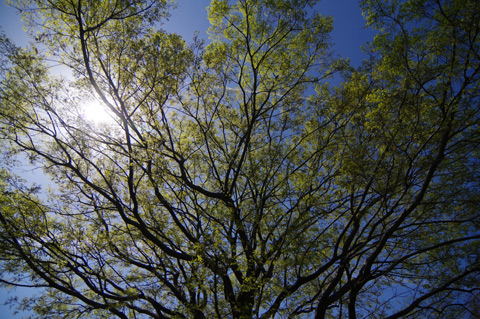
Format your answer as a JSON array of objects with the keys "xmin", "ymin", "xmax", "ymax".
[{"xmin": 0, "ymin": 0, "xmax": 375, "ymax": 317}]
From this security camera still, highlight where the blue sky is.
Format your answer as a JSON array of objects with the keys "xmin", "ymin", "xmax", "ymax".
[
  {"xmin": 0, "ymin": 0, "xmax": 375, "ymax": 65},
  {"xmin": 0, "ymin": 0, "xmax": 375, "ymax": 317}
]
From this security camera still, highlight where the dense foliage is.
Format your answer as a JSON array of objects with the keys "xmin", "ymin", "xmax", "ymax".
[{"xmin": 0, "ymin": 0, "xmax": 479, "ymax": 318}]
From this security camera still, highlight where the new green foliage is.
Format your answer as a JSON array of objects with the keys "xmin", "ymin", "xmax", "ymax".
[{"xmin": 0, "ymin": 0, "xmax": 479, "ymax": 318}]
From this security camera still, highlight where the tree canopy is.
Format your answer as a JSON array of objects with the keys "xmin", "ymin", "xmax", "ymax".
[{"xmin": 0, "ymin": 0, "xmax": 479, "ymax": 318}]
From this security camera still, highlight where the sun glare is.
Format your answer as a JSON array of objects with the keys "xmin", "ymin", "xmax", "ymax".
[{"xmin": 82, "ymin": 98, "xmax": 114, "ymax": 124}]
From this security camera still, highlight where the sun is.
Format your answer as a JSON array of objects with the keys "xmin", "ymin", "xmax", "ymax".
[{"xmin": 81, "ymin": 98, "xmax": 114, "ymax": 124}]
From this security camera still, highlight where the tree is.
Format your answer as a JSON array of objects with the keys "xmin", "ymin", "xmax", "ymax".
[{"xmin": 0, "ymin": 0, "xmax": 479, "ymax": 318}]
